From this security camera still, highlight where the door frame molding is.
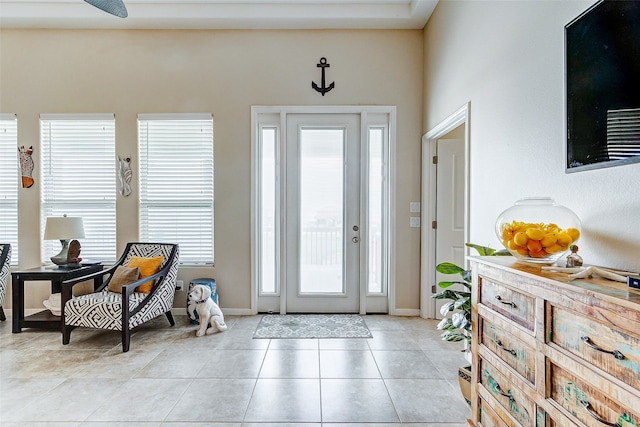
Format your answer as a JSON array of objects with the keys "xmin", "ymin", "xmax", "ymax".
[
  {"xmin": 250, "ymin": 105, "xmax": 397, "ymax": 315},
  {"xmin": 420, "ymin": 102, "xmax": 471, "ymax": 319}
]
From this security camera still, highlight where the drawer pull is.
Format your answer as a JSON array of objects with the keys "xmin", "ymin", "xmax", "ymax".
[
  {"xmin": 494, "ymin": 339, "xmax": 517, "ymax": 356},
  {"xmin": 579, "ymin": 399, "xmax": 621, "ymax": 427},
  {"xmin": 495, "ymin": 295, "xmax": 517, "ymax": 308},
  {"xmin": 494, "ymin": 383, "xmax": 514, "ymax": 402},
  {"xmin": 580, "ymin": 336, "xmax": 625, "ymax": 360}
]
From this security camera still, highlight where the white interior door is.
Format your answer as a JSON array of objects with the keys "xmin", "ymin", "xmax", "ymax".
[
  {"xmin": 285, "ymin": 114, "xmax": 360, "ymax": 313},
  {"xmin": 434, "ymin": 138, "xmax": 465, "ymax": 319}
]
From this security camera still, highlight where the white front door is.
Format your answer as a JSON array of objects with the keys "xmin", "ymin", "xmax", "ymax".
[
  {"xmin": 285, "ymin": 114, "xmax": 360, "ymax": 312},
  {"xmin": 253, "ymin": 106, "xmax": 394, "ymax": 315}
]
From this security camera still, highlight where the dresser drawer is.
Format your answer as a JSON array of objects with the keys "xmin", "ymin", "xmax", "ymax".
[
  {"xmin": 549, "ymin": 362, "xmax": 640, "ymax": 427},
  {"xmin": 481, "ymin": 318, "xmax": 536, "ymax": 385},
  {"xmin": 479, "ymin": 278, "xmax": 535, "ymax": 332},
  {"xmin": 479, "ymin": 398, "xmax": 510, "ymax": 427},
  {"xmin": 480, "ymin": 358, "xmax": 535, "ymax": 427},
  {"xmin": 549, "ymin": 305, "xmax": 640, "ymax": 391}
]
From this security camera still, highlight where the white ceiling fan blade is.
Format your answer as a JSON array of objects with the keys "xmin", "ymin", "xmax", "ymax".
[{"xmin": 83, "ymin": 0, "xmax": 128, "ymax": 18}]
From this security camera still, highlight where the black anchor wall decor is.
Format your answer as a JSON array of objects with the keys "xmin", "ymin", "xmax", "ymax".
[{"xmin": 311, "ymin": 57, "xmax": 335, "ymax": 96}]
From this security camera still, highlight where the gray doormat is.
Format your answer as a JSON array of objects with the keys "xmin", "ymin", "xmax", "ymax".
[{"xmin": 253, "ymin": 314, "xmax": 373, "ymax": 339}]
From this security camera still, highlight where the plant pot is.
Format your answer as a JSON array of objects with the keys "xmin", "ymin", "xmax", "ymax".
[{"xmin": 458, "ymin": 365, "xmax": 472, "ymax": 405}]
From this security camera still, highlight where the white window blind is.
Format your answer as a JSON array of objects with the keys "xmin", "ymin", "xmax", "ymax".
[
  {"xmin": 138, "ymin": 114, "xmax": 214, "ymax": 264},
  {"xmin": 40, "ymin": 114, "xmax": 117, "ymax": 263},
  {"xmin": 0, "ymin": 114, "xmax": 19, "ymax": 265}
]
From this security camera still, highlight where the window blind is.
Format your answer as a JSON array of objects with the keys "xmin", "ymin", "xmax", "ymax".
[
  {"xmin": 40, "ymin": 114, "xmax": 117, "ymax": 263},
  {"xmin": 0, "ymin": 114, "xmax": 19, "ymax": 264},
  {"xmin": 138, "ymin": 114, "xmax": 214, "ymax": 264}
]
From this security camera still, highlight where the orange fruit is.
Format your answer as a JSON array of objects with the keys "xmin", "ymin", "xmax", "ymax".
[
  {"xmin": 527, "ymin": 239, "xmax": 542, "ymax": 253},
  {"xmin": 501, "ymin": 229, "xmax": 513, "ymax": 241},
  {"xmin": 507, "ymin": 239, "xmax": 519, "ymax": 250},
  {"xmin": 540, "ymin": 233, "xmax": 557, "ymax": 248},
  {"xmin": 544, "ymin": 244, "xmax": 563, "ymax": 254},
  {"xmin": 566, "ymin": 227, "xmax": 580, "ymax": 241},
  {"xmin": 513, "ymin": 231, "xmax": 528, "ymax": 247},
  {"xmin": 556, "ymin": 232, "xmax": 572, "ymax": 247},
  {"xmin": 525, "ymin": 228, "xmax": 545, "ymax": 241},
  {"xmin": 529, "ymin": 249, "xmax": 548, "ymax": 258}
]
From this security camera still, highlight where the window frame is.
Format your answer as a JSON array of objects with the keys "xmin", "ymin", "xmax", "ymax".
[
  {"xmin": 137, "ymin": 113, "xmax": 215, "ymax": 266},
  {"xmin": 0, "ymin": 114, "xmax": 19, "ymax": 265},
  {"xmin": 40, "ymin": 113, "xmax": 117, "ymax": 264}
]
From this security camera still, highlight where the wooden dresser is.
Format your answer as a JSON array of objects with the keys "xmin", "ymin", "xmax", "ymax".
[{"xmin": 468, "ymin": 256, "xmax": 640, "ymax": 427}]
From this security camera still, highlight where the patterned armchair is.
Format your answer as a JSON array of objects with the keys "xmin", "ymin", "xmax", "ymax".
[
  {"xmin": 62, "ymin": 242, "xmax": 179, "ymax": 352},
  {"xmin": 0, "ymin": 244, "xmax": 11, "ymax": 321}
]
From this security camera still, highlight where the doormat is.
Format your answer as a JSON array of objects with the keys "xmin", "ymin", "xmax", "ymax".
[{"xmin": 253, "ymin": 314, "xmax": 373, "ymax": 339}]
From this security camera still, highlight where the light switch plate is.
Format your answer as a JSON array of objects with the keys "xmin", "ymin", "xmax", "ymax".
[
  {"xmin": 410, "ymin": 217, "xmax": 421, "ymax": 228},
  {"xmin": 410, "ymin": 202, "xmax": 421, "ymax": 213}
]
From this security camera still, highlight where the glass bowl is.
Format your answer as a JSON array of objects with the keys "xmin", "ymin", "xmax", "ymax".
[{"xmin": 496, "ymin": 197, "xmax": 581, "ymax": 264}]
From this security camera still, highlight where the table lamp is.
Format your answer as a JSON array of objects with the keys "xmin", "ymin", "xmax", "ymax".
[{"xmin": 44, "ymin": 215, "xmax": 85, "ymax": 266}]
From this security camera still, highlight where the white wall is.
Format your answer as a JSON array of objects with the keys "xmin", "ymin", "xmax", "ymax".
[
  {"xmin": 1, "ymin": 28, "xmax": 424, "ymax": 311},
  {"xmin": 424, "ymin": 0, "xmax": 640, "ymax": 272}
]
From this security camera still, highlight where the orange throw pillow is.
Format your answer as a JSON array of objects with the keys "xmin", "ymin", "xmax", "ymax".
[{"xmin": 126, "ymin": 256, "xmax": 164, "ymax": 293}]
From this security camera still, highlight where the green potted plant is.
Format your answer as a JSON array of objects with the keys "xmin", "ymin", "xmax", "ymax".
[{"xmin": 432, "ymin": 243, "xmax": 509, "ymax": 404}]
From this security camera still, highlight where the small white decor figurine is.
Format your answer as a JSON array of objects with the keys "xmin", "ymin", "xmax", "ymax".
[
  {"xmin": 188, "ymin": 284, "xmax": 227, "ymax": 337},
  {"xmin": 117, "ymin": 155, "xmax": 132, "ymax": 196}
]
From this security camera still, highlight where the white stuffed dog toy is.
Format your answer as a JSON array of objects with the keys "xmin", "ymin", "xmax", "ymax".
[{"xmin": 188, "ymin": 284, "xmax": 227, "ymax": 337}]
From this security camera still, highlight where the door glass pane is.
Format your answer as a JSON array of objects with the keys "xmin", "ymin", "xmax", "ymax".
[
  {"xmin": 299, "ymin": 128, "xmax": 344, "ymax": 293},
  {"xmin": 368, "ymin": 128, "xmax": 384, "ymax": 293},
  {"xmin": 261, "ymin": 127, "xmax": 277, "ymax": 293}
]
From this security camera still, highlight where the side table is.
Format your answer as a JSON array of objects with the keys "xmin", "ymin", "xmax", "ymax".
[{"xmin": 12, "ymin": 263, "xmax": 103, "ymax": 333}]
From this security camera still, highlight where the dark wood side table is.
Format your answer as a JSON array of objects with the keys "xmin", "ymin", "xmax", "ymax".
[{"xmin": 11, "ymin": 264, "xmax": 103, "ymax": 333}]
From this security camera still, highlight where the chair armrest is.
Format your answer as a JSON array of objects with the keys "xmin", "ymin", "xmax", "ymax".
[
  {"xmin": 121, "ymin": 269, "xmax": 171, "ymax": 320},
  {"xmin": 120, "ymin": 269, "xmax": 167, "ymax": 295}
]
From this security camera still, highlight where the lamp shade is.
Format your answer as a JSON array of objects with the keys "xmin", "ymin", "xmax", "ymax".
[
  {"xmin": 83, "ymin": 0, "xmax": 128, "ymax": 18},
  {"xmin": 44, "ymin": 216, "xmax": 85, "ymax": 240}
]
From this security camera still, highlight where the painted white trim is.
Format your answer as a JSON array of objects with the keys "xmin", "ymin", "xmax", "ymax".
[
  {"xmin": 39, "ymin": 113, "xmax": 115, "ymax": 121},
  {"xmin": 219, "ymin": 308, "xmax": 255, "ymax": 316},
  {"xmin": 389, "ymin": 308, "xmax": 421, "ymax": 317},
  {"xmin": 387, "ymin": 109, "xmax": 397, "ymax": 316},
  {"xmin": 250, "ymin": 107, "xmax": 259, "ymax": 315},
  {"xmin": 137, "ymin": 113, "xmax": 212, "ymax": 120},
  {"xmin": 424, "ymin": 105, "xmax": 468, "ymax": 140},
  {"xmin": 420, "ymin": 102, "xmax": 471, "ymax": 319},
  {"xmin": 359, "ymin": 112, "xmax": 369, "ymax": 315},
  {"xmin": 0, "ymin": 114, "xmax": 17, "ymax": 121},
  {"xmin": 279, "ymin": 111, "xmax": 288, "ymax": 315}
]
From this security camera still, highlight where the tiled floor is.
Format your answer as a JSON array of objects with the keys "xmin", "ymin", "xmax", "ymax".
[{"xmin": 0, "ymin": 314, "xmax": 470, "ymax": 426}]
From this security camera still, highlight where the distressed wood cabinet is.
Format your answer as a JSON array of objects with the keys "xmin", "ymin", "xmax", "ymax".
[{"xmin": 468, "ymin": 256, "xmax": 640, "ymax": 427}]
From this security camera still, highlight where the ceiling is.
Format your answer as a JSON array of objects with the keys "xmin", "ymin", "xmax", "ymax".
[{"xmin": 0, "ymin": 0, "xmax": 438, "ymax": 30}]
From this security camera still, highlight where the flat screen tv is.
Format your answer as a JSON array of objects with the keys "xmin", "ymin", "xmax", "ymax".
[{"xmin": 565, "ymin": 0, "xmax": 640, "ymax": 172}]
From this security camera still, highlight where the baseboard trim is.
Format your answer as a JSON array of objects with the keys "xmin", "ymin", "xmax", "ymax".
[
  {"xmin": 8, "ymin": 307, "xmax": 414, "ymax": 319},
  {"xmin": 389, "ymin": 308, "xmax": 421, "ymax": 317},
  {"xmin": 171, "ymin": 307, "xmax": 253, "ymax": 316}
]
